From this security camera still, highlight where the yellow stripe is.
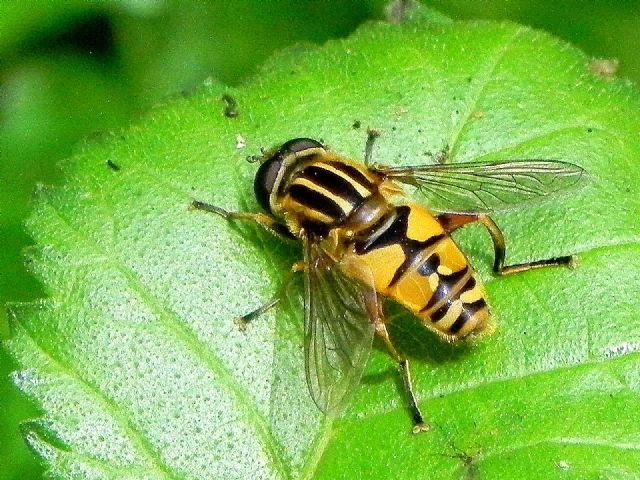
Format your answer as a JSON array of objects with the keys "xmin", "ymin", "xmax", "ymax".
[
  {"xmin": 281, "ymin": 195, "xmax": 333, "ymax": 223},
  {"xmin": 437, "ymin": 265, "xmax": 453, "ymax": 275},
  {"xmin": 313, "ymin": 163, "xmax": 372, "ymax": 197},
  {"xmin": 291, "ymin": 177, "xmax": 354, "ymax": 214},
  {"xmin": 434, "ymin": 300, "xmax": 463, "ymax": 330},
  {"xmin": 460, "ymin": 283, "xmax": 484, "ymax": 303},
  {"xmin": 405, "ymin": 203, "xmax": 445, "ymax": 242},
  {"xmin": 428, "ymin": 273, "xmax": 439, "ymax": 291},
  {"xmin": 302, "ymin": 209, "xmax": 334, "ymax": 224}
]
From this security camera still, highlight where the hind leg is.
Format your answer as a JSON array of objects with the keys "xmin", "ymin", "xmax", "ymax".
[{"xmin": 437, "ymin": 213, "xmax": 576, "ymax": 275}]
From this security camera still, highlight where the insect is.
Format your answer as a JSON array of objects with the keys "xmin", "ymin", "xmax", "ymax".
[{"xmin": 191, "ymin": 134, "xmax": 583, "ymax": 433}]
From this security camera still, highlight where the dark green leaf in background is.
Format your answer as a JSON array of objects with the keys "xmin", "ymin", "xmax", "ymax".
[{"xmin": 3, "ymin": 4, "xmax": 640, "ymax": 480}]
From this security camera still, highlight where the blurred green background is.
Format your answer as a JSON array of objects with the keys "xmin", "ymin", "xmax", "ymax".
[{"xmin": 1, "ymin": 1, "xmax": 638, "ymax": 478}]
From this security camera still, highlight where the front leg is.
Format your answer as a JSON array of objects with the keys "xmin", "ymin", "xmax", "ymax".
[
  {"xmin": 190, "ymin": 200, "xmax": 293, "ymax": 239},
  {"xmin": 191, "ymin": 198, "xmax": 303, "ymax": 329}
]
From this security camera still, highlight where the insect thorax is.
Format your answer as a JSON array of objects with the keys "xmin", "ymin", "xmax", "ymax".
[{"xmin": 278, "ymin": 154, "xmax": 386, "ymax": 238}]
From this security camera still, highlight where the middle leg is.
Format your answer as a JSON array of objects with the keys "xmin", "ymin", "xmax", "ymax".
[{"xmin": 235, "ymin": 261, "xmax": 304, "ymax": 330}]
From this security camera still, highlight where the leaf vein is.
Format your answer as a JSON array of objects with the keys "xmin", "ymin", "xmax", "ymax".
[
  {"xmin": 477, "ymin": 436, "xmax": 640, "ymax": 466},
  {"xmin": 368, "ymin": 352, "xmax": 640, "ymax": 419},
  {"xmin": 13, "ymin": 321, "xmax": 179, "ymax": 480},
  {"xmin": 446, "ymin": 27, "xmax": 527, "ymax": 160},
  {"xmin": 45, "ymin": 198, "xmax": 292, "ymax": 480},
  {"xmin": 470, "ymin": 124, "xmax": 614, "ymax": 161}
]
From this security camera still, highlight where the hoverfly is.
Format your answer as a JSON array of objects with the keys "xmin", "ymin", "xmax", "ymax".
[{"xmin": 191, "ymin": 134, "xmax": 583, "ymax": 433}]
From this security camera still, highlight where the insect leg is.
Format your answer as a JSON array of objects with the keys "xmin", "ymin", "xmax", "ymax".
[
  {"xmin": 190, "ymin": 200, "xmax": 293, "ymax": 239},
  {"xmin": 350, "ymin": 262, "xmax": 428, "ymax": 432},
  {"xmin": 437, "ymin": 213, "xmax": 576, "ymax": 275},
  {"xmin": 236, "ymin": 261, "xmax": 304, "ymax": 330},
  {"xmin": 364, "ymin": 128, "xmax": 381, "ymax": 166},
  {"xmin": 374, "ymin": 319, "xmax": 429, "ymax": 434},
  {"xmin": 436, "ymin": 213, "xmax": 478, "ymax": 233}
]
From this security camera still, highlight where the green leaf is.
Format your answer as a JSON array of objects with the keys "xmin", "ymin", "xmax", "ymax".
[{"xmin": 5, "ymin": 8, "xmax": 640, "ymax": 479}]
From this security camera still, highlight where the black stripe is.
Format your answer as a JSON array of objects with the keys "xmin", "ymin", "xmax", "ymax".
[
  {"xmin": 288, "ymin": 184, "xmax": 345, "ymax": 221},
  {"xmin": 360, "ymin": 205, "xmax": 411, "ymax": 253},
  {"xmin": 276, "ymin": 153, "xmax": 318, "ymax": 198},
  {"xmin": 327, "ymin": 161, "xmax": 374, "ymax": 188},
  {"xmin": 353, "ymin": 210, "xmax": 397, "ymax": 253},
  {"xmin": 300, "ymin": 165, "xmax": 364, "ymax": 208},
  {"xmin": 449, "ymin": 299, "xmax": 487, "ymax": 334},
  {"xmin": 430, "ymin": 299, "xmax": 451, "ymax": 322},
  {"xmin": 414, "ymin": 237, "xmax": 445, "ymax": 257},
  {"xmin": 388, "ymin": 234, "xmax": 445, "ymax": 287},
  {"xmin": 466, "ymin": 298, "xmax": 487, "ymax": 311},
  {"xmin": 448, "ymin": 308, "xmax": 471, "ymax": 334},
  {"xmin": 417, "ymin": 253, "xmax": 440, "ymax": 276},
  {"xmin": 421, "ymin": 266, "xmax": 469, "ymax": 312},
  {"xmin": 357, "ymin": 206, "xmax": 444, "ymax": 254},
  {"xmin": 461, "ymin": 275, "xmax": 476, "ymax": 292}
]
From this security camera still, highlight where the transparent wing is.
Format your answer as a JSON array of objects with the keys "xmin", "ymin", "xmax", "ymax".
[
  {"xmin": 376, "ymin": 160, "xmax": 584, "ymax": 213},
  {"xmin": 303, "ymin": 237, "xmax": 376, "ymax": 414}
]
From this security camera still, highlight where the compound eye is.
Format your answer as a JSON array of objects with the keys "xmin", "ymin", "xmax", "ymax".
[
  {"xmin": 277, "ymin": 138, "xmax": 324, "ymax": 156},
  {"xmin": 253, "ymin": 139, "xmax": 324, "ymax": 214},
  {"xmin": 254, "ymin": 156, "xmax": 282, "ymax": 213}
]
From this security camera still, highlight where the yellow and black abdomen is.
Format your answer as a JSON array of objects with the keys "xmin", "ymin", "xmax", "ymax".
[{"xmin": 348, "ymin": 202, "xmax": 491, "ymax": 340}]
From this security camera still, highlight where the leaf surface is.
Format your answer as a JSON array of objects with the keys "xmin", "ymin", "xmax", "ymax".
[{"xmin": 5, "ymin": 8, "xmax": 640, "ymax": 480}]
